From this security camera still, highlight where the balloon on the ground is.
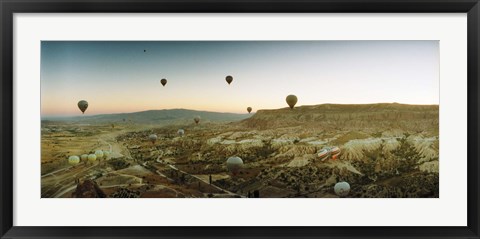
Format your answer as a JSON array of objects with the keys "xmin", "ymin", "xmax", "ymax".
[
  {"xmin": 149, "ymin": 134, "xmax": 157, "ymax": 144},
  {"xmin": 317, "ymin": 148, "xmax": 331, "ymax": 161},
  {"xmin": 225, "ymin": 75, "xmax": 233, "ymax": 85},
  {"xmin": 87, "ymin": 154, "xmax": 97, "ymax": 162},
  {"xmin": 177, "ymin": 129, "xmax": 185, "ymax": 136},
  {"xmin": 68, "ymin": 155, "xmax": 80, "ymax": 165},
  {"xmin": 226, "ymin": 156, "xmax": 244, "ymax": 176},
  {"xmin": 77, "ymin": 100, "xmax": 88, "ymax": 114},
  {"xmin": 161, "ymin": 78, "xmax": 167, "ymax": 86},
  {"xmin": 286, "ymin": 95, "xmax": 298, "ymax": 109},
  {"xmin": 334, "ymin": 182, "xmax": 350, "ymax": 197},
  {"xmin": 80, "ymin": 154, "xmax": 88, "ymax": 161},
  {"xmin": 103, "ymin": 150, "xmax": 111, "ymax": 159},
  {"xmin": 247, "ymin": 107, "xmax": 252, "ymax": 113},
  {"xmin": 95, "ymin": 150, "xmax": 104, "ymax": 159}
]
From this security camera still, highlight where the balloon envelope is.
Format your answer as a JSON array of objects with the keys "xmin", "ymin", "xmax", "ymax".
[
  {"xmin": 80, "ymin": 154, "xmax": 88, "ymax": 161},
  {"xmin": 334, "ymin": 182, "xmax": 351, "ymax": 197},
  {"xmin": 149, "ymin": 134, "xmax": 157, "ymax": 143},
  {"xmin": 161, "ymin": 78, "xmax": 167, "ymax": 86},
  {"xmin": 247, "ymin": 107, "xmax": 252, "ymax": 113},
  {"xmin": 103, "ymin": 150, "xmax": 111, "ymax": 159},
  {"xmin": 177, "ymin": 129, "xmax": 185, "ymax": 136},
  {"xmin": 225, "ymin": 75, "xmax": 233, "ymax": 85},
  {"xmin": 194, "ymin": 116, "xmax": 201, "ymax": 124},
  {"xmin": 95, "ymin": 150, "xmax": 104, "ymax": 159},
  {"xmin": 87, "ymin": 154, "xmax": 97, "ymax": 162},
  {"xmin": 68, "ymin": 155, "xmax": 80, "ymax": 165},
  {"xmin": 226, "ymin": 156, "xmax": 244, "ymax": 175},
  {"xmin": 286, "ymin": 95, "xmax": 298, "ymax": 109},
  {"xmin": 77, "ymin": 100, "xmax": 88, "ymax": 114}
]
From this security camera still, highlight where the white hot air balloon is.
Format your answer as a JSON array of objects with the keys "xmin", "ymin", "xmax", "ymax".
[
  {"xmin": 334, "ymin": 182, "xmax": 351, "ymax": 197},
  {"xmin": 177, "ymin": 129, "xmax": 185, "ymax": 136},
  {"xmin": 80, "ymin": 154, "xmax": 88, "ymax": 161},
  {"xmin": 95, "ymin": 150, "xmax": 104, "ymax": 160},
  {"xmin": 68, "ymin": 155, "xmax": 80, "ymax": 165},
  {"xmin": 149, "ymin": 134, "xmax": 157, "ymax": 144},
  {"xmin": 87, "ymin": 154, "xmax": 97, "ymax": 162},
  {"xmin": 226, "ymin": 156, "xmax": 244, "ymax": 176}
]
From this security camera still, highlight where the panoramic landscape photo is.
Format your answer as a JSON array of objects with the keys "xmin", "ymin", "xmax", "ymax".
[{"xmin": 41, "ymin": 41, "xmax": 439, "ymax": 198}]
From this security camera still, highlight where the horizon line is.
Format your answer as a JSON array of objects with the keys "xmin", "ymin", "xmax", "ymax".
[{"xmin": 41, "ymin": 102, "xmax": 440, "ymax": 118}]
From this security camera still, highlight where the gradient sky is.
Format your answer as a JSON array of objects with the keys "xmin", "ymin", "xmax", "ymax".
[{"xmin": 41, "ymin": 41, "xmax": 439, "ymax": 116}]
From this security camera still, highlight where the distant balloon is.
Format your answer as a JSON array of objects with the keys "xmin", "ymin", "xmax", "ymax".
[
  {"xmin": 225, "ymin": 75, "xmax": 233, "ymax": 85},
  {"xmin": 87, "ymin": 154, "xmax": 97, "ymax": 162},
  {"xmin": 111, "ymin": 123, "xmax": 115, "ymax": 129},
  {"xmin": 103, "ymin": 150, "xmax": 111, "ymax": 159},
  {"xmin": 334, "ymin": 182, "xmax": 351, "ymax": 197},
  {"xmin": 149, "ymin": 134, "xmax": 157, "ymax": 144},
  {"xmin": 317, "ymin": 148, "xmax": 331, "ymax": 162},
  {"xmin": 80, "ymin": 154, "xmax": 88, "ymax": 161},
  {"xmin": 226, "ymin": 156, "xmax": 244, "ymax": 176},
  {"xmin": 177, "ymin": 129, "xmax": 185, "ymax": 136},
  {"xmin": 95, "ymin": 150, "xmax": 104, "ymax": 159},
  {"xmin": 247, "ymin": 107, "xmax": 253, "ymax": 114},
  {"xmin": 330, "ymin": 146, "xmax": 341, "ymax": 160},
  {"xmin": 77, "ymin": 100, "xmax": 88, "ymax": 114},
  {"xmin": 286, "ymin": 95, "xmax": 298, "ymax": 109},
  {"xmin": 194, "ymin": 116, "xmax": 201, "ymax": 125},
  {"xmin": 68, "ymin": 155, "xmax": 80, "ymax": 165},
  {"xmin": 160, "ymin": 78, "xmax": 167, "ymax": 87},
  {"xmin": 144, "ymin": 49, "xmax": 146, "ymax": 52}
]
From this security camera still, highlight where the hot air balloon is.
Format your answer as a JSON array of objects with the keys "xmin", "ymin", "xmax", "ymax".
[
  {"xmin": 103, "ymin": 150, "xmax": 111, "ymax": 159},
  {"xmin": 95, "ymin": 150, "xmax": 104, "ymax": 160},
  {"xmin": 68, "ymin": 155, "xmax": 80, "ymax": 165},
  {"xmin": 80, "ymin": 154, "xmax": 88, "ymax": 161},
  {"xmin": 144, "ymin": 49, "xmax": 146, "ymax": 52},
  {"xmin": 160, "ymin": 78, "xmax": 167, "ymax": 87},
  {"xmin": 87, "ymin": 154, "xmax": 97, "ymax": 162},
  {"xmin": 194, "ymin": 116, "xmax": 201, "ymax": 125},
  {"xmin": 226, "ymin": 156, "xmax": 244, "ymax": 176},
  {"xmin": 149, "ymin": 134, "xmax": 157, "ymax": 144},
  {"xmin": 330, "ymin": 146, "xmax": 341, "ymax": 160},
  {"xmin": 317, "ymin": 148, "xmax": 331, "ymax": 161},
  {"xmin": 177, "ymin": 129, "xmax": 185, "ymax": 136},
  {"xmin": 225, "ymin": 75, "xmax": 233, "ymax": 85},
  {"xmin": 286, "ymin": 95, "xmax": 298, "ymax": 109},
  {"xmin": 77, "ymin": 100, "xmax": 88, "ymax": 114},
  {"xmin": 247, "ymin": 107, "xmax": 252, "ymax": 114},
  {"xmin": 334, "ymin": 182, "xmax": 350, "ymax": 197}
]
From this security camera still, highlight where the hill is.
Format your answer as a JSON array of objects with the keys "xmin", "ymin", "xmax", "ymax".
[
  {"xmin": 42, "ymin": 109, "xmax": 251, "ymax": 125},
  {"xmin": 239, "ymin": 103, "xmax": 439, "ymax": 134}
]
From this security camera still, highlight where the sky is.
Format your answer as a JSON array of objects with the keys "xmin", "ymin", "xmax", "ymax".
[{"xmin": 41, "ymin": 41, "xmax": 439, "ymax": 116}]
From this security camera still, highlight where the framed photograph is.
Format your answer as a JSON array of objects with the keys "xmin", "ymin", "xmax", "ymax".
[{"xmin": 1, "ymin": 0, "xmax": 479, "ymax": 238}]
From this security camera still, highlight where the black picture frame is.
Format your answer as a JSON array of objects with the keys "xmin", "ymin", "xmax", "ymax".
[{"xmin": 1, "ymin": 0, "xmax": 479, "ymax": 238}]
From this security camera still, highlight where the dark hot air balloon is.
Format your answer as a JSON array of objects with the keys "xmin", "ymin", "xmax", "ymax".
[
  {"xmin": 77, "ymin": 100, "xmax": 88, "ymax": 114},
  {"xmin": 194, "ymin": 116, "xmax": 201, "ymax": 125},
  {"xmin": 160, "ymin": 78, "xmax": 167, "ymax": 87},
  {"xmin": 225, "ymin": 75, "xmax": 233, "ymax": 85},
  {"xmin": 285, "ymin": 95, "xmax": 298, "ymax": 109}
]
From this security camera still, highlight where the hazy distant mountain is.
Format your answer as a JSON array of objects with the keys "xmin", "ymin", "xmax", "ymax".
[{"xmin": 42, "ymin": 109, "xmax": 251, "ymax": 124}]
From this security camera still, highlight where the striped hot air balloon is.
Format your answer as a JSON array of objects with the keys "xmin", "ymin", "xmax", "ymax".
[
  {"xmin": 317, "ymin": 148, "xmax": 331, "ymax": 161},
  {"xmin": 330, "ymin": 146, "xmax": 341, "ymax": 160}
]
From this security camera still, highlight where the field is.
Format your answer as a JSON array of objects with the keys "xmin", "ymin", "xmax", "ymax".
[{"xmin": 41, "ymin": 103, "xmax": 439, "ymax": 198}]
